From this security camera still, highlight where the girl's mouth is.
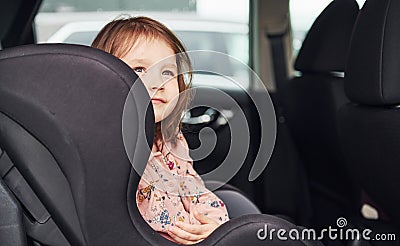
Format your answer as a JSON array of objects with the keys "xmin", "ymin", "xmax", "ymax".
[{"xmin": 151, "ymin": 98, "xmax": 166, "ymax": 104}]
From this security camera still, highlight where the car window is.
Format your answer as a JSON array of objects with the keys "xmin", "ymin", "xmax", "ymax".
[
  {"xmin": 35, "ymin": 0, "xmax": 250, "ymax": 89},
  {"xmin": 63, "ymin": 31, "xmax": 98, "ymax": 44},
  {"xmin": 176, "ymin": 31, "xmax": 248, "ymax": 77}
]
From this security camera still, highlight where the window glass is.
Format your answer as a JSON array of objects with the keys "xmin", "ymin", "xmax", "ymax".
[
  {"xmin": 35, "ymin": 0, "xmax": 250, "ymax": 89},
  {"xmin": 39, "ymin": 0, "xmax": 197, "ymax": 13}
]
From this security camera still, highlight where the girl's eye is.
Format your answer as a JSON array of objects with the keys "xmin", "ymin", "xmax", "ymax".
[
  {"xmin": 162, "ymin": 70, "xmax": 175, "ymax": 78},
  {"xmin": 133, "ymin": 67, "xmax": 146, "ymax": 74}
]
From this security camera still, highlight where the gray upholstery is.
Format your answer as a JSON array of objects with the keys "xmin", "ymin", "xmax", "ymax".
[
  {"xmin": 0, "ymin": 43, "xmax": 323, "ymax": 246},
  {"xmin": 0, "ymin": 43, "xmax": 153, "ymax": 245}
]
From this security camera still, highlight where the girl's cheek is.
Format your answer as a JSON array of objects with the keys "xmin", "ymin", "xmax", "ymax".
[
  {"xmin": 142, "ymin": 81, "xmax": 155, "ymax": 97},
  {"xmin": 167, "ymin": 95, "xmax": 179, "ymax": 113},
  {"xmin": 174, "ymin": 80, "xmax": 180, "ymax": 95}
]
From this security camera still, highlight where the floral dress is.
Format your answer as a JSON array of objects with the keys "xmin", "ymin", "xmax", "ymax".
[{"xmin": 136, "ymin": 133, "xmax": 229, "ymax": 242}]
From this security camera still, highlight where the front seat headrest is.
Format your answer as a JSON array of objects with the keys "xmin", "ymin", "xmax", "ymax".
[
  {"xmin": 295, "ymin": 0, "xmax": 359, "ymax": 73},
  {"xmin": 345, "ymin": 0, "xmax": 400, "ymax": 106}
]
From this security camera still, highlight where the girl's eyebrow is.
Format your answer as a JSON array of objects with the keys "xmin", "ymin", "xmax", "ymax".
[
  {"xmin": 129, "ymin": 58, "xmax": 176, "ymax": 69},
  {"xmin": 129, "ymin": 58, "xmax": 151, "ymax": 66},
  {"xmin": 162, "ymin": 63, "xmax": 178, "ymax": 69}
]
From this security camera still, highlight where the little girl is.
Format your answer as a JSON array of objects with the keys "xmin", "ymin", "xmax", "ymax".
[{"xmin": 91, "ymin": 16, "xmax": 229, "ymax": 244}]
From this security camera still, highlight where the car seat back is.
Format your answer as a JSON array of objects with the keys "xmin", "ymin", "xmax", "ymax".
[
  {"xmin": 282, "ymin": 0, "xmax": 359, "ymax": 227},
  {"xmin": 0, "ymin": 44, "xmax": 325, "ymax": 246},
  {"xmin": 0, "ymin": 44, "xmax": 154, "ymax": 245},
  {"xmin": 339, "ymin": 0, "xmax": 400, "ymax": 226}
]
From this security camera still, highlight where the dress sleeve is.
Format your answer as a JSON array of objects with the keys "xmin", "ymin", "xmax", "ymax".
[
  {"xmin": 176, "ymin": 133, "xmax": 230, "ymax": 225},
  {"xmin": 180, "ymin": 163, "xmax": 230, "ymax": 225},
  {"xmin": 136, "ymin": 175, "xmax": 154, "ymax": 224}
]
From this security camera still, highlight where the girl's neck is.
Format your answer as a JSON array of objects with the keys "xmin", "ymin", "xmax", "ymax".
[
  {"xmin": 152, "ymin": 137, "xmax": 164, "ymax": 153},
  {"xmin": 152, "ymin": 135, "xmax": 178, "ymax": 154},
  {"xmin": 151, "ymin": 144, "xmax": 159, "ymax": 153}
]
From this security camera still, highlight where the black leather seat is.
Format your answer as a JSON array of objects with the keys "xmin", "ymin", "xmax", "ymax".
[
  {"xmin": 0, "ymin": 44, "xmax": 323, "ymax": 246},
  {"xmin": 338, "ymin": 0, "xmax": 400, "ymax": 229},
  {"xmin": 282, "ymin": 0, "xmax": 360, "ymax": 228}
]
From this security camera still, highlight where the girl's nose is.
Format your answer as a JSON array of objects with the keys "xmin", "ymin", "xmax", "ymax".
[
  {"xmin": 142, "ymin": 70, "xmax": 165, "ymax": 91},
  {"xmin": 150, "ymin": 83, "xmax": 164, "ymax": 91}
]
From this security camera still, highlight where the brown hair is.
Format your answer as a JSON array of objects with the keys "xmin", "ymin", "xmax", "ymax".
[{"xmin": 92, "ymin": 16, "xmax": 192, "ymax": 146}]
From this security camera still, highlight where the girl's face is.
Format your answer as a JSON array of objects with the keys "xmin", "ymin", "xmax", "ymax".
[{"xmin": 121, "ymin": 38, "xmax": 179, "ymax": 123}]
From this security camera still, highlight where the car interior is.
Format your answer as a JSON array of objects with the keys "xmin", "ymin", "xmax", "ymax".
[{"xmin": 0, "ymin": 0, "xmax": 399, "ymax": 245}]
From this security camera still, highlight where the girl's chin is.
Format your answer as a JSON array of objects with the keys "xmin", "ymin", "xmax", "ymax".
[
  {"xmin": 154, "ymin": 115, "xmax": 166, "ymax": 123},
  {"xmin": 154, "ymin": 110, "xmax": 173, "ymax": 123}
]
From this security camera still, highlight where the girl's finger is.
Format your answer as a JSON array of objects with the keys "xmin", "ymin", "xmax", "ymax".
[
  {"xmin": 167, "ymin": 230, "xmax": 193, "ymax": 245},
  {"xmin": 168, "ymin": 225, "xmax": 203, "ymax": 242},
  {"xmin": 193, "ymin": 210, "xmax": 218, "ymax": 225},
  {"xmin": 175, "ymin": 222, "xmax": 203, "ymax": 235}
]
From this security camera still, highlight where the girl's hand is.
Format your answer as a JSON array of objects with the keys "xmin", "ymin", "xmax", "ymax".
[{"xmin": 167, "ymin": 210, "xmax": 220, "ymax": 245}]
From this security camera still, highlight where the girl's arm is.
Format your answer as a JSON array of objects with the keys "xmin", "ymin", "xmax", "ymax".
[
  {"xmin": 169, "ymin": 135, "xmax": 229, "ymax": 244},
  {"xmin": 180, "ymin": 162, "xmax": 229, "ymax": 225},
  {"xmin": 166, "ymin": 133, "xmax": 230, "ymax": 244},
  {"xmin": 176, "ymin": 132, "xmax": 229, "ymax": 224}
]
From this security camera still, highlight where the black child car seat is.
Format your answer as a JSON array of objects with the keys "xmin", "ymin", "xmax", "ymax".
[{"xmin": 0, "ymin": 43, "xmax": 323, "ymax": 246}]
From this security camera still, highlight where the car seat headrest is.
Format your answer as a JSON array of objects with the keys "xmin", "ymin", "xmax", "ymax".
[
  {"xmin": 345, "ymin": 0, "xmax": 400, "ymax": 106},
  {"xmin": 295, "ymin": 0, "xmax": 359, "ymax": 73}
]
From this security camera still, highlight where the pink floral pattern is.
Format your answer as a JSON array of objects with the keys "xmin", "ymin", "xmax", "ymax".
[{"xmin": 136, "ymin": 133, "xmax": 229, "ymax": 242}]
